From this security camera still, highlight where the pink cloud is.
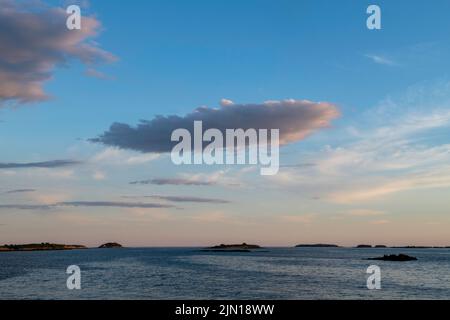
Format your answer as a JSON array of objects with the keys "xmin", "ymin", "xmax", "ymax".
[{"xmin": 0, "ymin": 0, "xmax": 116, "ymax": 104}]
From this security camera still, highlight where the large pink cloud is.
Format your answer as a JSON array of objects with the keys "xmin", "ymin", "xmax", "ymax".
[{"xmin": 92, "ymin": 99, "xmax": 340, "ymax": 153}]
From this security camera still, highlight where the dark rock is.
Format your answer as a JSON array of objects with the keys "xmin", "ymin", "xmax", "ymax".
[
  {"xmin": 295, "ymin": 244, "xmax": 339, "ymax": 248},
  {"xmin": 356, "ymin": 244, "xmax": 373, "ymax": 248},
  {"xmin": 205, "ymin": 243, "xmax": 261, "ymax": 251},
  {"xmin": 368, "ymin": 254, "xmax": 418, "ymax": 261},
  {"xmin": 392, "ymin": 246, "xmax": 432, "ymax": 249},
  {"xmin": 206, "ymin": 249, "xmax": 252, "ymax": 252},
  {"xmin": 375, "ymin": 245, "xmax": 387, "ymax": 248}
]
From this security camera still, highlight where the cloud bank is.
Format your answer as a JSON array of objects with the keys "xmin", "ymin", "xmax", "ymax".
[
  {"xmin": 92, "ymin": 99, "xmax": 339, "ymax": 153},
  {"xmin": 0, "ymin": 0, "xmax": 115, "ymax": 104}
]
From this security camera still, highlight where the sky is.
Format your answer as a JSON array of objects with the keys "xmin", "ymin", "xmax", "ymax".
[{"xmin": 1, "ymin": 0, "xmax": 450, "ymax": 247}]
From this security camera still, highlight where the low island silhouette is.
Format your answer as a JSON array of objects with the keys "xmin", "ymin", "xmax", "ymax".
[
  {"xmin": 295, "ymin": 244, "xmax": 339, "ymax": 248},
  {"xmin": 0, "ymin": 242, "xmax": 124, "ymax": 252},
  {"xmin": 0, "ymin": 243, "xmax": 87, "ymax": 252},
  {"xmin": 99, "ymin": 242, "xmax": 123, "ymax": 249},
  {"xmin": 368, "ymin": 254, "xmax": 418, "ymax": 261},
  {"xmin": 203, "ymin": 243, "xmax": 262, "ymax": 252}
]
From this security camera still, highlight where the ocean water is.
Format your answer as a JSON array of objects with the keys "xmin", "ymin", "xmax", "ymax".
[{"xmin": 1, "ymin": 247, "xmax": 450, "ymax": 299}]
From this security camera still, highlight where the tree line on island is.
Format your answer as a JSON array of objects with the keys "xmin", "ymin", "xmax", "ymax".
[{"xmin": 0, "ymin": 242, "xmax": 122, "ymax": 252}]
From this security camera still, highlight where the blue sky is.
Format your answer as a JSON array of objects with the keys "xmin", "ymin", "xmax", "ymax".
[
  {"xmin": 1, "ymin": 0, "xmax": 450, "ymax": 246},
  {"xmin": 2, "ymin": 0, "xmax": 450, "ymax": 151}
]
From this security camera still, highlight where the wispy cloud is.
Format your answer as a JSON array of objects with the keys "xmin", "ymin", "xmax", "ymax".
[
  {"xmin": 279, "ymin": 163, "xmax": 316, "ymax": 169},
  {"xmin": 370, "ymin": 220, "xmax": 390, "ymax": 225},
  {"xmin": 0, "ymin": 204, "xmax": 53, "ymax": 210},
  {"xmin": 280, "ymin": 213, "xmax": 317, "ymax": 224},
  {"xmin": 58, "ymin": 201, "xmax": 174, "ymax": 209},
  {"xmin": 329, "ymin": 167, "xmax": 450, "ymax": 203},
  {"xmin": 85, "ymin": 68, "xmax": 115, "ymax": 80},
  {"xmin": 345, "ymin": 209, "xmax": 386, "ymax": 217},
  {"xmin": 124, "ymin": 195, "xmax": 231, "ymax": 204},
  {"xmin": 190, "ymin": 211, "xmax": 230, "ymax": 223},
  {"xmin": 0, "ymin": 160, "xmax": 81, "ymax": 169},
  {"xmin": 2, "ymin": 189, "xmax": 36, "ymax": 195},
  {"xmin": 365, "ymin": 54, "xmax": 397, "ymax": 66},
  {"xmin": 91, "ymin": 148, "xmax": 159, "ymax": 165},
  {"xmin": 267, "ymin": 82, "xmax": 450, "ymax": 204},
  {"xmin": 0, "ymin": 201, "xmax": 175, "ymax": 210},
  {"xmin": 130, "ymin": 178, "xmax": 216, "ymax": 186},
  {"xmin": 130, "ymin": 169, "xmax": 243, "ymax": 188},
  {"xmin": 92, "ymin": 171, "xmax": 106, "ymax": 180}
]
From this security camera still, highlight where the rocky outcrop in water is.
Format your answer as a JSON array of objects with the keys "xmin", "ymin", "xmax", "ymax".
[
  {"xmin": 204, "ymin": 243, "xmax": 261, "ymax": 252},
  {"xmin": 295, "ymin": 244, "xmax": 339, "ymax": 248},
  {"xmin": 368, "ymin": 254, "xmax": 418, "ymax": 261}
]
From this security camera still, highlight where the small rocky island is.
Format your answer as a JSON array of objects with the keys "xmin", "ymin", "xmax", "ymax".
[
  {"xmin": 368, "ymin": 254, "xmax": 418, "ymax": 261},
  {"xmin": 0, "ymin": 243, "xmax": 87, "ymax": 252},
  {"xmin": 99, "ymin": 242, "xmax": 123, "ymax": 249},
  {"xmin": 204, "ymin": 243, "xmax": 261, "ymax": 252},
  {"xmin": 295, "ymin": 244, "xmax": 339, "ymax": 248}
]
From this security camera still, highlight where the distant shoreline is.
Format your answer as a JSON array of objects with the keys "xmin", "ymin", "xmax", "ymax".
[
  {"xmin": 1, "ymin": 242, "xmax": 450, "ymax": 253},
  {"xmin": 295, "ymin": 244, "xmax": 450, "ymax": 249}
]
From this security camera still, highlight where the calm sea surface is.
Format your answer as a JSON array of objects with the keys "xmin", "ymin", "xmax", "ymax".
[{"xmin": 1, "ymin": 247, "xmax": 449, "ymax": 299}]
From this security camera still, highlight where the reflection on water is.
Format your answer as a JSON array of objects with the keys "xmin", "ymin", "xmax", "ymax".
[{"xmin": 0, "ymin": 248, "xmax": 449, "ymax": 299}]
